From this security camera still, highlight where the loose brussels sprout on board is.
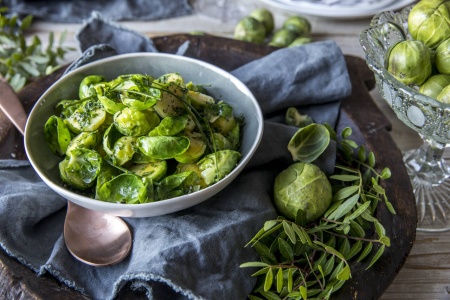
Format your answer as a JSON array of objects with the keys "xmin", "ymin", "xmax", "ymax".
[{"xmin": 43, "ymin": 72, "xmax": 244, "ymax": 204}]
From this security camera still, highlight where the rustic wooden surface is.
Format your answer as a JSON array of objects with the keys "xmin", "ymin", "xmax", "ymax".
[{"xmin": 0, "ymin": 33, "xmax": 416, "ymax": 299}]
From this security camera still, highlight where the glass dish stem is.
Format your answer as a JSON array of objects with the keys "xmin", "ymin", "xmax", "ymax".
[{"xmin": 404, "ymin": 137, "xmax": 450, "ymax": 232}]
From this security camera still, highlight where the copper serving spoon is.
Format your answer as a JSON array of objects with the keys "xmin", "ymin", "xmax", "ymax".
[{"xmin": 0, "ymin": 78, "xmax": 132, "ymax": 266}]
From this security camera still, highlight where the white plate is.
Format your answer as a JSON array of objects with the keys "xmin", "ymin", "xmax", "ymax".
[{"xmin": 257, "ymin": 0, "xmax": 416, "ymax": 19}]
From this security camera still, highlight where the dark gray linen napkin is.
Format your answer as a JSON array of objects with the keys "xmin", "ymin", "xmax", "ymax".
[
  {"xmin": 0, "ymin": 14, "xmax": 351, "ymax": 300},
  {"xmin": 3, "ymin": 0, "xmax": 192, "ymax": 23}
]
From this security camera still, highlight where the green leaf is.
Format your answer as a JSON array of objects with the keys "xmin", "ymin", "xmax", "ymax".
[
  {"xmin": 264, "ymin": 268, "xmax": 274, "ymax": 292},
  {"xmin": 336, "ymin": 265, "xmax": 351, "ymax": 280},
  {"xmin": 249, "ymin": 295, "xmax": 264, "ymax": 300},
  {"xmin": 358, "ymin": 145, "xmax": 366, "ymax": 162},
  {"xmin": 252, "ymin": 267, "xmax": 270, "ymax": 277},
  {"xmin": 276, "ymin": 268, "xmax": 283, "ymax": 293},
  {"xmin": 278, "ymin": 238, "xmax": 294, "ymax": 261},
  {"xmin": 379, "ymin": 236, "xmax": 391, "ymax": 247},
  {"xmin": 259, "ymin": 290, "xmax": 281, "ymax": 300},
  {"xmin": 357, "ymin": 242, "xmax": 373, "ymax": 262},
  {"xmin": 373, "ymin": 183, "xmax": 385, "ymax": 194},
  {"xmin": 328, "ymin": 193, "xmax": 360, "ymax": 220},
  {"xmin": 381, "ymin": 167, "xmax": 391, "ymax": 179},
  {"xmin": 374, "ymin": 221, "xmax": 386, "ymax": 237},
  {"xmin": 322, "ymin": 255, "xmax": 335, "ymax": 276},
  {"xmin": 341, "ymin": 127, "xmax": 352, "ymax": 139},
  {"xmin": 346, "ymin": 240, "xmax": 363, "ymax": 260},
  {"xmin": 366, "ymin": 245, "xmax": 385, "ymax": 269},
  {"xmin": 343, "ymin": 201, "xmax": 371, "ymax": 223},
  {"xmin": 339, "ymin": 238, "xmax": 351, "ymax": 259},
  {"xmin": 300, "ymin": 286, "xmax": 308, "ymax": 300},
  {"xmin": 264, "ymin": 220, "xmax": 278, "ymax": 231},
  {"xmin": 240, "ymin": 262, "xmax": 270, "ymax": 268},
  {"xmin": 254, "ymin": 242, "xmax": 277, "ymax": 263},
  {"xmin": 287, "ymin": 123, "xmax": 330, "ymax": 163},
  {"xmin": 332, "ymin": 185, "xmax": 359, "ymax": 201},
  {"xmin": 287, "ymin": 268, "xmax": 294, "ymax": 292},
  {"xmin": 19, "ymin": 15, "xmax": 33, "ymax": 30},
  {"xmin": 385, "ymin": 201, "xmax": 397, "ymax": 214},
  {"xmin": 368, "ymin": 151, "xmax": 376, "ymax": 167},
  {"xmin": 330, "ymin": 174, "xmax": 360, "ymax": 182},
  {"xmin": 282, "ymin": 221, "xmax": 296, "ymax": 244}
]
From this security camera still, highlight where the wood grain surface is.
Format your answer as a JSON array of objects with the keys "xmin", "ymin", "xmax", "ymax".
[{"xmin": 0, "ymin": 34, "xmax": 416, "ymax": 299}]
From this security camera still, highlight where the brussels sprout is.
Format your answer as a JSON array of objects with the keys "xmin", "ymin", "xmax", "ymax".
[
  {"xmin": 119, "ymin": 83, "xmax": 160, "ymax": 111},
  {"xmin": 187, "ymin": 90, "xmax": 215, "ymax": 110},
  {"xmin": 288, "ymin": 36, "xmax": 312, "ymax": 48},
  {"xmin": 65, "ymin": 99, "xmax": 106, "ymax": 133},
  {"xmin": 97, "ymin": 173, "xmax": 149, "ymax": 204},
  {"xmin": 111, "ymin": 136, "xmax": 137, "ymax": 166},
  {"xmin": 273, "ymin": 162, "xmax": 332, "ymax": 222},
  {"xmin": 156, "ymin": 171, "xmax": 200, "ymax": 200},
  {"xmin": 95, "ymin": 163, "xmax": 122, "ymax": 199},
  {"xmin": 175, "ymin": 132, "xmax": 207, "ymax": 163},
  {"xmin": 212, "ymin": 132, "xmax": 231, "ymax": 151},
  {"xmin": 59, "ymin": 148, "xmax": 102, "ymax": 190},
  {"xmin": 114, "ymin": 107, "xmax": 152, "ymax": 137},
  {"xmin": 153, "ymin": 82, "xmax": 187, "ymax": 118},
  {"xmin": 282, "ymin": 15, "xmax": 311, "ymax": 36},
  {"xmin": 185, "ymin": 114, "xmax": 197, "ymax": 132},
  {"xmin": 154, "ymin": 73, "xmax": 185, "ymax": 87},
  {"xmin": 435, "ymin": 38, "xmax": 450, "ymax": 74},
  {"xmin": 206, "ymin": 102, "xmax": 237, "ymax": 135},
  {"xmin": 103, "ymin": 123, "xmax": 123, "ymax": 157},
  {"xmin": 234, "ymin": 16, "xmax": 266, "ymax": 44},
  {"xmin": 176, "ymin": 163, "xmax": 207, "ymax": 189},
  {"xmin": 249, "ymin": 8, "xmax": 275, "ymax": 34},
  {"xmin": 79, "ymin": 75, "xmax": 105, "ymax": 100},
  {"xmin": 386, "ymin": 40, "xmax": 432, "ymax": 86},
  {"xmin": 436, "ymin": 84, "xmax": 450, "ymax": 103},
  {"xmin": 55, "ymin": 99, "xmax": 87, "ymax": 119},
  {"xmin": 156, "ymin": 115, "xmax": 188, "ymax": 136},
  {"xmin": 419, "ymin": 74, "xmax": 450, "ymax": 99},
  {"xmin": 408, "ymin": 0, "xmax": 450, "ymax": 49},
  {"xmin": 44, "ymin": 115, "xmax": 72, "ymax": 156},
  {"xmin": 285, "ymin": 107, "xmax": 314, "ymax": 127},
  {"xmin": 137, "ymin": 136, "xmax": 190, "ymax": 160},
  {"xmin": 269, "ymin": 29, "xmax": 297, "ymax": 48},
  {"xmin": 227, "ymin": 123, "xmax": 241, "ymax": 151},
  {"xmin": 129, "ymin": 160, "xmax": 167, "ymax": 181},
  {"xmin": 66, "ymin": 130, "xmax": 101, "ymax": 154},
  {"xmin": 197, "ymin": 150, "xmax": 241, "ymax": 186}
]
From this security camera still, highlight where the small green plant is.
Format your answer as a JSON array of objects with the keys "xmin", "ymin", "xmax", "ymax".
[
  {"xmin": 241, "ymin": 121, "xmax": 394, "ymax": 300},
  {"xmin": 0, "ymin": 5, "xmax": 74, "ymax": 91}
]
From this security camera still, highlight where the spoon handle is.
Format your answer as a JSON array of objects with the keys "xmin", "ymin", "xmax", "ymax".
[{"xmin": 0, "ymin": 78, "xmax": 27, "ymax": 135}]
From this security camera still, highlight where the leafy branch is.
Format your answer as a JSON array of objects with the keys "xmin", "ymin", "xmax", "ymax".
[
  {"xmin": 241, "ymin": 117, "xmax": 395, "ymax": 300},
  {"xmin": 0, "ymin": 5, "xmax": 74, "ymax": 91}
]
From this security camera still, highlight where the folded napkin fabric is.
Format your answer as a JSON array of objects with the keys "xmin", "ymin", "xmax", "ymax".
[
  {"xmin": 0, "ymin": 15, "xmax": 351, "ymax": 300},
  {"xmin": 3, "ymin": 0, "xmax": 192, "ymax": 23}
]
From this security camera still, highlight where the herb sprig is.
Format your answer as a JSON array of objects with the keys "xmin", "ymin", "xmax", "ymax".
[
  {"xmin": 241, "ymin": 123, "xmax": 394, "ymax": 300},
  {"xmin": 0, "ymin": 5, "xmax": 74, "ymax": 91}
]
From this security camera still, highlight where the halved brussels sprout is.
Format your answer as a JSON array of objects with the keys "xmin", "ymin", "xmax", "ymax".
[
  {"xmin": 59, "ymin": 148, "xmax": 102, "ymax": 190},
  {"xmin": 206, "ymin": 102, "xmax": 237, "ymax": 135},
  {"xmin": 120, "ymin": 87, "xmax": 160, "ymax": 110},
  {"xmin": 154, "ymin": 73, "xmax": 185, "ymax": 86},
  {"xmin": 129, "ymin": 160, "xmax": 167, "ymax": 181},
  {"xmin": 79, "ymin": 75, "xmax": 105, "ymax": 100},
  {"xmin": 212, "ymin": 132, "xmax": 231, "ymax": 151},
  {"xmin": 111, "ymin": 136, "xmax": 137, "ymax": 166},
  {"xmin": 175, "ymin": 132, "xmax": 207, "ymax": 163},
  {"xmin": 95, "ymin": 162, "xmax": 122, "ymax": 199},
  {"xmin": 176, "ymin": 163, "xmax": 207, "ymax": 189},
  {"xmin": 114, "ymin": 107, "xmax": 152, "ymax": 137},
  {"xmin": 65, "ymin": 99, "xmax": 107, "ymax": 133},
  {"xmin": 55, "ymin": 99, "xmax": 87, "ymax": 119},
  {"xmin": 156, "ymin": 115, "xmax": 188, "ymax": 136},
  {"xmin": 96, "ymin": 173, "xmax": 149, "ymax": 204},
  {"xmin": 66, "ymin": 130, "xmax": 101, "ymax": 154},
  {"xmin": 197, "ymin": 150, "xmax": 241, "ymax": 186},
  {"xmin": 153, "ymin": 82, "xmax": 187, "ymax": 118},
  {"xmin": 227, "ymin": 123, "xmax": 241, "ymax": 151},
  {"xmin": 156, "ymin": 171, "xmax": 200, "ymax": 200},
  {"xmin": 103, "ymin": 123, "xmax": 123, "ymax": 157},
  {"xmin": 137, "ymin": 136, "xmax": 190, "ymax": 160},
  {"xmin": 187, "ymin": 90, "xmax": 215, "ymax": 110},
  {"xmin": 44, "ymin": 115, "xmax": 72, "ymax": 156}
]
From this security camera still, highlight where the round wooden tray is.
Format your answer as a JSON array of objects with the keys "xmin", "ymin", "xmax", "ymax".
[{"xmin": 0, "ymin": 34, "xmax": 416, "ymax": 299}]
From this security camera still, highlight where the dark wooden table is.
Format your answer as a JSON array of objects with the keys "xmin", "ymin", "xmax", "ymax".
[{"xmin": 0, "ymin": 34, "xmax": 416, "ymax": 299}]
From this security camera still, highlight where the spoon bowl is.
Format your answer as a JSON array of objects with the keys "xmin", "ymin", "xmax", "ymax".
[{"xmin": 0, "ymin": 78, "xmax": 132, "ymax": 266}]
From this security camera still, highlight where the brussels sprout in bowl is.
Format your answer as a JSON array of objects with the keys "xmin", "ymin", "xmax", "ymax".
[{"xmin": 24, "ymin": 53, "xmax": 263, "ymax": 217}]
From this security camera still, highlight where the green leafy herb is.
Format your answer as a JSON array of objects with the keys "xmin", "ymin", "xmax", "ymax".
[
  {"xmin": 241, "ymin": 123, "xmax": 394, "ymax": 300},
  {"xmin": 0, "ymin": 5, "xmax": 74, "ymax": 91}
]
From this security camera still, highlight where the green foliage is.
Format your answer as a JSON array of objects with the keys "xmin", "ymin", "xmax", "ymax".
[
  {"xmin": 241, "ymin": 124, "xmax": 394, "ymax": 299},
  {"xmin": 0, "ymin": 6, "xmax": 74, "ymax": 91}
]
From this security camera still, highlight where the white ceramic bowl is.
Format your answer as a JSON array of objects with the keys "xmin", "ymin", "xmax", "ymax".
[{"xmin": 25, "ymin": 53, "xmax": 263, "ymax": 217}]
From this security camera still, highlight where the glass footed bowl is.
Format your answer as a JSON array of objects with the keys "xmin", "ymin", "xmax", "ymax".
[{"xmin": 360, "ymin": 5, "xmax": 450, "ymax": 232}]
